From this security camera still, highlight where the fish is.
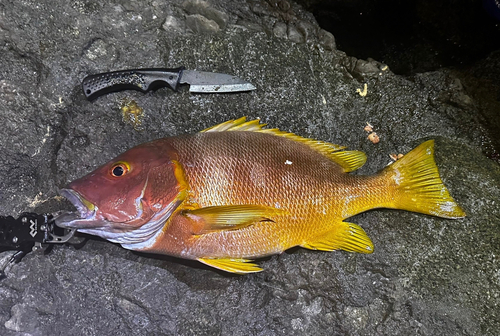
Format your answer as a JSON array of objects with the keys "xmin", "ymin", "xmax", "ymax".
[{"xmin": 56, "ymin": 117, "xmax": 466, "ymax": 274}]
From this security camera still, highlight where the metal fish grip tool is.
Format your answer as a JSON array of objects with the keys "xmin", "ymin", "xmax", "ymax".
[{"xmin": 0, "ymin": 213, "xmax": 76, "ymax": 280}]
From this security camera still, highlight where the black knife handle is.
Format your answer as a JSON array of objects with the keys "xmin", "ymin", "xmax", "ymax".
[{"xmin": 82, "ymin": 67, "xmax": 185, "ymax": 100}]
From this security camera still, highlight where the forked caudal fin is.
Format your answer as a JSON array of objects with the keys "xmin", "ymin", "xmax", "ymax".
[{"xmin": 383, "ymin": 140, "xmax": 466, "ymax": 219}]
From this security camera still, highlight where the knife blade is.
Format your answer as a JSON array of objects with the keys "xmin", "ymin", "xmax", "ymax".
[{"xmin": 82, "ymin": 67, "xmax": 256, "ymax": 100}]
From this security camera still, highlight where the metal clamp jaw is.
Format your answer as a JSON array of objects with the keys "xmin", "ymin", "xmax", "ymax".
[{"xmin": 0, "ymin": 212, "xmax": 76, "ymax": 280}]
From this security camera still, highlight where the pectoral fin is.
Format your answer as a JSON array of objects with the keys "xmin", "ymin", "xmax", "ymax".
[
  {"xmin": 302, "ymin": 222, "xmax": 374, "ymax": 253},
  {"xmin": 184, "ymin": 205, "xmax": 286, "ymax": 234},
  {"xmin": 198, "ymin": 258, "xmax": 263, "ymax": 274}
]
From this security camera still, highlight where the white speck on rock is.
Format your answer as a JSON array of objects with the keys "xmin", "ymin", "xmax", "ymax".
[{"xmin": 291, "ymin": 318, "xmax": 303, "ymax": 330}]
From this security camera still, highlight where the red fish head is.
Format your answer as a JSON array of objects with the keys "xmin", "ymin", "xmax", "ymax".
[{"xmin": 56, "ymin": 139, "xmax": 184, "ymax": 247}]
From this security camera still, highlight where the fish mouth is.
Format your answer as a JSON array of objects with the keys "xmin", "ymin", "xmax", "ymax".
[
  {"xmin": 56, "ymin": 188, "xmax": 105, "ymax": 229},
  {"xmin": 56, "ymin": 188, "xmax": 142, "ymax": 233},
  {"xmin": 60, "ymin": 189, "xmax": 95, "ymax": 218}
]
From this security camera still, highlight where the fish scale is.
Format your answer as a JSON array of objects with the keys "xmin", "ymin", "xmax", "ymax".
[{"xmin": 168, "ymin": 132, "xmax": 394, "ymax": 257}]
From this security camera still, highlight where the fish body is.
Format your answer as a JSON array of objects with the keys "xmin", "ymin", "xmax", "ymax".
[{"xmin": 57, "ymin": 118, "xmax": 465, "ymax": 273}]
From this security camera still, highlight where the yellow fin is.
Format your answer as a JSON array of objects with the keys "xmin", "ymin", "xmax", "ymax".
[
  {"xmin": 201, "ymin": 117, "xmax": 263, "ymax": 132},
  {"xmin": 197, "ymin": 258, "xmax": 263, "ymax": 274},
  {"xmin": 384, "ymin": 140, "xmax": 466, "ymax": 219},
  {"xmin": 302, "ymin": 222, "xmax": 374, "ymax": 253},
  {"xmin": 184, "ymin": 205, "xmax": 286, "ymax": 234},
  {"xmin": 200, "ymin": 117, "xmax": 347, "ymax": 157},
  {"xmin": 328, "ymin": 150, "xmax": 367, "ymax": 172}
]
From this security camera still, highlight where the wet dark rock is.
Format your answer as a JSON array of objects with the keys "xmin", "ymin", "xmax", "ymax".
[
  {"xmin": 318, "ymin": 28, "xmax": 335, "ymax": 50},
  {"xmin": 0, "ymin": 0, "xmax": 499, "ymax": 335},
  {"xmin": 287, "ymin": 24, "xmax": 305, "ymax": 43},
  {"xmin": 69, "ymin": 134, "xmax": 90, "ymax": 149},
  {"xmin": 297, "ymin": 20, "xmax": 315, "ymax": 42},
  {"xmin": 185, "ymin": 14, "xmax": 220, "ymax": 34},
  {"xmin": 163, "ymin": 15, "xmax": 187, "ymax": 33},
  {"xmin": 340, "ymin": 56, "xmax": 388, "ymax": 81},
  {"xmin": 273, "ymin": 21, "xmax": 288, "ymax": 38},
  {"xmin": 183, "ymin": 0, "xmax": 229, "ymax": 30},
  {"xmin": 83, "ymin": 38, "xmax": 116, "ymax": 62},
  {"xmin": 235, "ymin": 19, "xmax": 265, "ymax": 32}
]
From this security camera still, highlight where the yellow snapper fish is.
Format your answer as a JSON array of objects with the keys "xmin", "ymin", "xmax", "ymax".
[{"xmin": 56, "ymin": 117, "xmax": 466, "ymax": 273}]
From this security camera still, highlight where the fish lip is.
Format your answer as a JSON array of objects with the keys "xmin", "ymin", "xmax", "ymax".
[{"xmin": 59, "ymin": 188, "xmax": 96, "ymax": 220}]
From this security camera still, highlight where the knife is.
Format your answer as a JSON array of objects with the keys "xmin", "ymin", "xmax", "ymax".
[{"xmin": 82, "ymin": 67, "xmax": 256, "ymax": 100}]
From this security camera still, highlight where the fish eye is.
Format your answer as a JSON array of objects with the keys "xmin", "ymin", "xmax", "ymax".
[{"xmin": 111, "ymin": 162, "xmax": 130, "ymax": 177}]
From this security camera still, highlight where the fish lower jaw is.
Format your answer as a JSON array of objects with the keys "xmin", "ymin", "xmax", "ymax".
[{"xmin": 55, "ymin": 210, "xmax": 110, "ymax": 230}]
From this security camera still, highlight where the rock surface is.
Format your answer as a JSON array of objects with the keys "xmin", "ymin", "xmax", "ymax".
[{"xmin": 0, "ymin": 0, "xmax": 499, "ymax": 335}]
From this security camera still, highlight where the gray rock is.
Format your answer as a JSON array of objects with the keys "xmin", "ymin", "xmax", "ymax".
[
  {"xmin": 235, "ymin": 19, "xmax": 265, "ymax": 32},
  {"xmin": 0, "ymin": 0, "xmax": 499, "ymax": 335},
  {"xmin": 297, "ymin": 20, "xmax": 316, "ymax": 42},
  {"xmin": 318, "ymin": 29, "xmax": 336, "ymax": 50},
  {"xmin": 163, "ymin": 15, "xmax": 187, "ymax": 33},
  {"xmin": 287, "ymin": 24, "xmax": 305, "ymax": 43},
  {"xmin": 273, "ymin": 21, "xmax": 288, "ymax": 39},
  {"xmin": 185, "ymin": 14, "xmax": 220, "ymax": 34},
  {"xmin": 183, "ymin": 0, "xmax": 229, "ymax": 30}
]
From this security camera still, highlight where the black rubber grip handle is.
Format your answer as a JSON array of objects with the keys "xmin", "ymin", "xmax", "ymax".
[{"xmin": 82, "ymin": 67, "xmax": 184, "ymax": 100}]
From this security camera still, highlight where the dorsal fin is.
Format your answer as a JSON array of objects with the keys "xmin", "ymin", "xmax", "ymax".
[
  {"xmin": 201, "ymin": 117, "xmax": 366, "ymax": 172},
  {"xmin": 201, "ymin": 117, "xmax": 262, "ymax": 132},
  {"xmin": 328, "ymin": 150, "xmax": 367, "ymax": 172}
]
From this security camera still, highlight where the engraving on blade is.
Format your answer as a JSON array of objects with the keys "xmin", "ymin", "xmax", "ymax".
[
  {"xmin": 181, "ymin": 70, "xmax": 256, "ymax": 92},
  {"xmin": 189, "ymin": 83, "xmax": 256, "ymax": 93}
]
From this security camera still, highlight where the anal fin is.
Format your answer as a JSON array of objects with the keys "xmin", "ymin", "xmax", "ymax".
[
  {"xmin": 302, "ymin": 222, "xmax": 374, "ymax": 254},
  {"xmin": 198, "ymin": 258, "xmax": 263, "ymax": 274}
]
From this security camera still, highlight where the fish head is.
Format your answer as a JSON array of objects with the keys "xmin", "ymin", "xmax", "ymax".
[{"xmin": 57, "ymin": 140, "xmax": 184, "ymax": 244}]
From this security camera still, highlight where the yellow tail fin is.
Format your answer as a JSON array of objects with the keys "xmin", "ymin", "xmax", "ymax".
[{"xmin": 383, "ymin": 140, "xmax": 465, "ymax": 219}]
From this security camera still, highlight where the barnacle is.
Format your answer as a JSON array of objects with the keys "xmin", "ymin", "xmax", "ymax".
[
  {"xmin": 367, "ymin": 132, "xmax": 380, "ymax": 144},
  {"xmin": 364, "ymin": 122, "xmax": 373, "ymax": 132}
]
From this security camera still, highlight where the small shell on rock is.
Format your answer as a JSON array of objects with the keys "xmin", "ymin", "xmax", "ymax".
[
  {"xmin": 364, "ymin": 122, "xmax": 373, "ymax": 133},
  {"xmin": 367, "ymin": 132, "xmax": 380, "ymax": 144},
  {"xmin": 389, "ymin": 153, "xmax": 404, "ymax": 161}
]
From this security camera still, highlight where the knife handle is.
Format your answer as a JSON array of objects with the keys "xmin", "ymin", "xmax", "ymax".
[{"xmin": 82, "ymin": 67, "xmax": 185, "ymax": 100}]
